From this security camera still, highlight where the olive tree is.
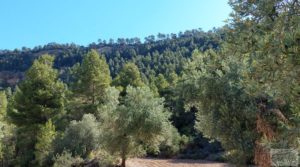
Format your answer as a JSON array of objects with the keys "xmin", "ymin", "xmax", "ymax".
[{"xmin": 101, "ymin": 86, "xmax": 173, "ymax": 167}]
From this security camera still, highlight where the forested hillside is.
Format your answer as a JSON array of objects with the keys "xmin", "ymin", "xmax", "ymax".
[
  {"xmin": 0, "ymin": 28, "xmax": 223, "ymax": 88},
  {"xmin": 0, "ymin": 0, "xmax": 299, "ymax": 167}
]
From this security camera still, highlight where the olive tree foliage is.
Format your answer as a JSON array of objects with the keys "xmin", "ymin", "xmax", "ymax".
[
  {"xmin": 53, "ymin": 88, "xmax": 120, "ymax": 167},
  {"xmin": 178, "ymin": 1, "xmax": 300, "ymax": 165},
  {"xmin": 227, "ymin": 0, "xmax": 300, "ymax": 102},
  {"xmin": 96, "ymin": 87, "xmax": 120, "ymax": 121},
  {"xmin": 100, "ymin": 86, "xmax": 173, "ymax": 167},
  {"xmin": 52, "ymin": 151, "xmax": 83, "ymax": 167},
  {"xmin": 178, "ymin": 50, "xmax": 257, "ymax": 164},
  {"xmin": 227, "ymin": 0, "xmax": 300, "ymax": 158},
  {"xmin": 157, "ymin": 125, "xmax": 182, "ymax": 158},
  {"xmin": 55, "ymin": 114, "xmax": 101, "ymax": 159}
]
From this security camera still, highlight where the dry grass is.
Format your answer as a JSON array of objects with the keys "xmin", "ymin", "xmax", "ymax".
[{"xmin": 127, "ymin": 158, "xmax": 232, "ymax": 167}]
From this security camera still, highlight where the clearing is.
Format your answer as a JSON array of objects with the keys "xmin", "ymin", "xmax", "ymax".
[{"xmin": 127, "ymin": 158, "xmax": 232, "ymax": 167}]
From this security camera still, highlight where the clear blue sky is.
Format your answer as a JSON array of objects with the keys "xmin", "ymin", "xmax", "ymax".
[{"xmin": 0, "ymin": 0, "xmax": 231, "ymax": 50}]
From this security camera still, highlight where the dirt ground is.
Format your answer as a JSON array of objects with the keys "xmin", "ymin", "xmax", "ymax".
[{"xmin": 127, "ymin": 158, "xmax": 233, "ymax": 167}]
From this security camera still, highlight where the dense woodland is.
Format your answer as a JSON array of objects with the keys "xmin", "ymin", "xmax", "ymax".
[
  {"xmin": 0, "ymin": 0, "xmax": 300, "ymax": 167},
  {"xmin": 0, "ymin": 28, "xmax": 222, "ymax": 88}
]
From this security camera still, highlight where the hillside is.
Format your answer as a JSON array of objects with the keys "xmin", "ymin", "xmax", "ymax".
[{"xmin": 0, "ymin": 28, "xmax": 223, "ymax": 88}]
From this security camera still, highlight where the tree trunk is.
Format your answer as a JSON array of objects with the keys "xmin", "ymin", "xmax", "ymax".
[{"xmin": 121, "ymin": 157, "xmax": 126, "ymax": 167}]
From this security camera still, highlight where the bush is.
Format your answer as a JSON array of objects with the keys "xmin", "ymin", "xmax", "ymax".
[
  {"xmin": 55, "ymin": 114, "xmax": 100, "ymax": 158},
  {"xmin": 158, "ymin": 126, "xmax": 182, "ymax": 157},
  {"xmin": 53, "ymin": 150, "xmax": 83, "ymax": 167},
  {"xmin": 88, "ymin": 150, "xmax": 118, "ymax": 167}
]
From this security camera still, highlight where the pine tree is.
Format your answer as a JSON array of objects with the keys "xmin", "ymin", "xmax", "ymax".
[
  {"xmin": 0, "ymin": 91, "xmax": 15, "ymax": 167},
  {"xmin": 113, "ymin": 63, "xmax": 144, "ymax": 94},
  {"xmin": 68, "ymin": 50, "xmax": 112, "ymax": 120},
  {"xmin": 8, "ymin": 55, "xmax": 65, "ymax": 126},
  {"xmin": 0, "ymin": 91, "xmax": 8, "ymax": 160},
  {"xmin": 155, "ymin": 74, "xmax": 169, "ymax": 92},
  {"xmin": 8, "ymin": 55, "xmax": 66, "ymax": 166},
  {"xmin": 34, "ymin": 120, "xmax": 57, "ymax": 166},
  {"xmin": 75, "ymin": 49, "xmax": 111, "ymax": 105}
]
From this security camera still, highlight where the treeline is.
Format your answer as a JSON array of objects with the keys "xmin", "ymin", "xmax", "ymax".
[{"xmin": 1, "ymin": 0, "xmax": 300, "ymax": 167}]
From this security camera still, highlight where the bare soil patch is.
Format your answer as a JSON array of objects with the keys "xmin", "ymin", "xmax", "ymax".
[{"xmin": 127, "ymin": 158, "xmax": 233, "ymax": 167}]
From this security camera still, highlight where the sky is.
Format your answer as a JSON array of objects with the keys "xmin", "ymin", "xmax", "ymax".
[{"xmin": 0, "ymin": 0, "xmax": 232, "ymax": 50}]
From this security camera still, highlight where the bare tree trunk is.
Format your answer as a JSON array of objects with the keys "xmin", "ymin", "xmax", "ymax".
[{"xmin": 121, "ymin": 157, "xmax": 126, "ymax": 167}]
